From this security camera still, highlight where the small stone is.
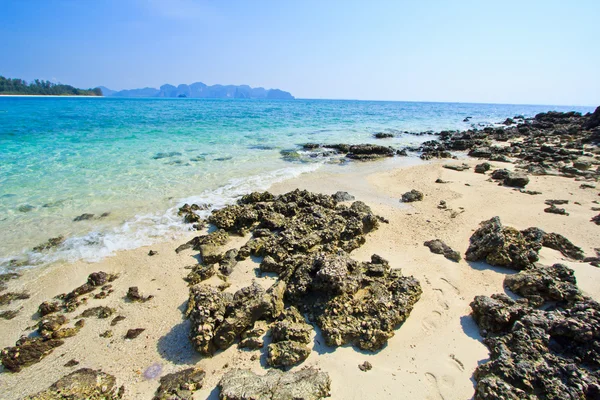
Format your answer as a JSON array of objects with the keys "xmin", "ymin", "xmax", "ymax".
[
  {"xmin": 100, "ymin": 330, "xmax": 113, "ymax": 338},
  {"xmin": 148, "ymin": 250, "xmax": 158, "ymax": 256},
  {"xmin": 401, "ymin": 189, "xmax": 424, "ymax": 203},
  {"xmin": 125, "ymin": 328, "xmax": 145, "ymax": 339},
  {"xmin": 111, "ymin": 315, "xmax": 126, "ymax": 326},
  {"xmin": 64, "ymin": 359, "xmax": 80, "ymax": 367},
  {"xmin": 358, "ymin": 361, "xmax": 372, "ymax": 371}
]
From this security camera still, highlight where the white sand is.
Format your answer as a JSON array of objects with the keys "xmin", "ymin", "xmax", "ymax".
[{"xmin": 1, "ymin": 157, "xmax": 599, "ymax": 399}]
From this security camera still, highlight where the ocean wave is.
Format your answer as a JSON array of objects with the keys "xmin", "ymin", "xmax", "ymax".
[{"xmin": 0, "ymin": 163, "xmax": 321, "ymax": 273}]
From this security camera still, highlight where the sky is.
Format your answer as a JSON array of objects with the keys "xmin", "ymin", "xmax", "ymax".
[{"xmin": 1, "ymin": 0, "xmax": 599, "ymax": 105}]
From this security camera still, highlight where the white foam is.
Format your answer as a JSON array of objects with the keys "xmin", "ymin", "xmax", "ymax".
[{"xmin": 2, "ymin": 163, "xmax": 321, "ymax": 272}]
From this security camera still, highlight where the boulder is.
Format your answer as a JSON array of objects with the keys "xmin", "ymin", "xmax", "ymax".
[
  {"xmin": 153, "ymin": 367, "xmax": 205, "ymax": 400},
  {"xmin": 24, "ymin": 368, "xmax": 123, "ymax": 399}
]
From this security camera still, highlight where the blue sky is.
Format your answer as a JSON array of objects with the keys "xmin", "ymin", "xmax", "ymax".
[{"xmin": 1, "ymin": 0, "xmax": 599, "ymax": 105}]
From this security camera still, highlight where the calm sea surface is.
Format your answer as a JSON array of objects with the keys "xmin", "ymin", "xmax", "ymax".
[{"xmin": 0, "ymin": 97, "xmax": 594, "ymax": 270}]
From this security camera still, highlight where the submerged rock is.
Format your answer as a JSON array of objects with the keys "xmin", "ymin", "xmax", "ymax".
[
  {"xmin": 32, "ymin": 235, "xmax": 65, "ymax": 252},
  {"xmin": 218, "ymin": 367, "xmax": 331, "ymax": 400},
  {"xmin": 24, "ymin": 368, "xmax": 123, "ymax": 399},
  {"xmin": 423, "ymin": 239, "xmax": 461, "ymax": 262},
  {"xmin": 73, "ymin": 213, "xmax": 94, "ymax": 222},
  {"xmin": 153, "ymin": 367, "xmax": 205, "ymax": 400}
]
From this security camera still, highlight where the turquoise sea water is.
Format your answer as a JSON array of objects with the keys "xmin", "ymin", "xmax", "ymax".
[{"xmin": 0, "ymin": 97, "xmax": 594, "ymax": 271}]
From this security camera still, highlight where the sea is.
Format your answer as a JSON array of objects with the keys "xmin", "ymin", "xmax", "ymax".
[{"xmin": 0, "ymin": 97, "xmax": 594, "ymax": 271}]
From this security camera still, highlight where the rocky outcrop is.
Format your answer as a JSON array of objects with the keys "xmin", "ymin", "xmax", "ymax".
[
  {"xmin": 218, "ymin": 367, "xmax": 331, "ymax": 400},
  {"xmin": 267, "ymin": 307, "xmax": 312, "ymax": 367},
  {"xmin": 504, "ymin": 263, "xmax": 581, "ymax": 304},
  {"xmin": 465, "ymin": 217, "xmax": 541, "ymax": 270},
  {"xmin": 23, "ymin": 368, "xmax": 123, "ymax": 399},
  {"xmin": 185, "ymin": 190, "xmax": 421, "ymax": 358}
]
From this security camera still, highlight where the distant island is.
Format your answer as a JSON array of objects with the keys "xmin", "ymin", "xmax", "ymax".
[
  {"xmin": 0, "ymin": 76, "xmax": 102, "ymax": 96},
  {"xmin": 99, "ymin": 82, "xmax": 294, "ymax": 100}
]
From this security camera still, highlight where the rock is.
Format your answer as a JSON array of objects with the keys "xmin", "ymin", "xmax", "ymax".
[
  {"xmin": 374, "ymin": 132, "xmax": 394, "ymax": 139},
  {"xmin": 73, "ymin": 213, "xmax": 94, "ymax": 222},
  {"xmin": 126, "ymin": 286, "xmax": 153, "ymax": 302},
  {"xmin": 0, "ymin": 309, "xmax": 19, "ymax": 319},
  {"xmin": 153, "ymin": 367, "xmax": 205, "ymax": 400},
  {"xmin": 125, "ymin": 328, "xmax": 145, "ymax": 339},
  {"xmin": 358, "ymin": 361, "xmax": 372, "ymax": 372},
  {"xmin": 38, "ymin": 301, "xmax": 61, "ymax": 316},
  {"xmin": 544, "ymin": 199, "xmax": 568, "ymax": 205},
  {"xmin": 401, "ymin": 189, "xmax": 424, "ymax": 203},
  {"xmin": 32, "ymin": 236, "xmax": 65, "ymax": 252},
  {"xmin": 218, "ymin": 249, "xmax": 239, "ymax": 276},
  {"xmin": 503, "ymin": 118, "xmax": 514, "ymax": 125},
  {"xmin": 267, "ymin": 341, "xmax": 311, "ymax": 367},
  {"xmin": 474, "ymin": 162, "xmax": 491, "ymax": 174},
  {"xmin": 472, "ymin": 297, "xmax": 600, "ymax": 399},
  {"xmin": 593, "ymin": 214, "xmax": 600, "ymax": 225},
  {"xmin": 332, "ymin": 191, "xmax": 355, "ymax": 202},
  {"xmin": 64, "ymin": 359, "xmax": 79, "ymax": 367},
  {"xmin": 573, "ymin": 160, "xmax": 592, "ymax": 170},
  {"xmin": 176, "ymin": 229, "xmax": 229, "ymax": 255},
  {"xmin": 518, "ymin": 189, "xmax": 542, "ymax": 195},
  {"xmin": 218, "ymin": 367, "xmax": 331, "ymax": 400},
  {"xmin": 465, "ymin": 217, "xmax": 541, "ymax": 270},
  {"xmin": 504, "ymin": 263, "xmax": 581, "ymax": 303},
  {"xmin": 581, "ymin": 183, "xmax": 597, "ymax": 189},
  {"xmin": 583, "ymin": 105, "xmax": 600, "ymax": 129},
  {"xmin": 1, "ymin": 337, "xmax": 64, "ymax": 372},
  {"xmin": 0, "ymin": 290, "xmax": 30, "ymax": 306},
  {"xmin": 79, "ymin": 306, "xmax": 115, "ymax": 319},
  {"xmin": 544, "ymin": 204, "xmax": 569, "ymax": 216},
  {"xmin": 503, "ymin": 172, "xmax": 529, "ymax": 188},
  {"xmin": 345, "ymin": 144, "xmax": 395, "ymax": 160},
  {"xmin": 435, "ymin": 178, "xmax": 450, "ymax": 183},
  {"xmin": 111, "ymin": 315, "xmax": 126, "ymax": 326},
  {"xmin": 100, "ymin": 330, "xmax": 113, "ymax": 338},
  {"xmin": 443, "ymin": 163, "xmax": 470, "ymax": 171},
  {"xmin": 148, "ymin": 250, "xmax": 158, "ymax": 256},
  {"xmin": 470, "ymin": 293, "xmax": 532, "ymax": 335},
  {"xmin": 541, "ymin": 232, "xmax": 584, "ymax": 260},
  {"xmin": 423, "ymin": 239, "xmax": 461, "ymax": 262},
  {"xmin": 23, "ymin": 368, "xmax": 123, "ymax": 399},
  {"xmin": 185, "ymin": 264, "xmax": 216, "ymax": 284}
]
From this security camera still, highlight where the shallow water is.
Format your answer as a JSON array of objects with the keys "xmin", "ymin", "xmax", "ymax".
[{"xmin": 0, "ymin": 97, "xmax": 593, "ymax": 270}]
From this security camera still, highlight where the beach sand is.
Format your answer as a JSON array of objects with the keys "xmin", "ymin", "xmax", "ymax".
[{"xmin": 1, "ymin": 157, "xmax": 599, "ymax": 399}]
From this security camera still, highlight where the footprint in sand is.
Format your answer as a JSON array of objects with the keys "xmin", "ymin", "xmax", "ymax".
[
  {"xmin": 421, "ymin": 289, "xmax": 449, "ymax": 333},
  {"xmin": 440, "ymin": 278, "xmax": 461, "ymax": 295},
  {"xmin": 425, "ymin": 372, "xmax": 455, "ymax": 400},
  {"xmin": 449, "ymin": 354, "xmax": 465, "ymax": 371}
]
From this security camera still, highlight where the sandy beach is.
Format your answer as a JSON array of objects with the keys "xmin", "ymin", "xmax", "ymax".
[{"xmin": 1, "ymin": 146, "xmax": 599, "ymax": 399}]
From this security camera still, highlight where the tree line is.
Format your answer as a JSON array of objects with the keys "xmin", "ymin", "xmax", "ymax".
[{"xmin": 0, "ymin": 76, "xmax": 102, "ymax": 96}]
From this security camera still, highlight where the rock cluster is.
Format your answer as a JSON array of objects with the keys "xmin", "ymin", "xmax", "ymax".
[
  {"xmin": 153, "ymin": 367, "xmax": 205, "ymax": 400},
  {"xmin": 470, "ymin": 266, "xmax": 600, "ymax": 399},
  {"xmin": 465, "ymin": 217, "xmax": 584, "ymax": 270},
  {"xmin": 183, "ymin": 190, "xmax": 421, "ymax": 361},
  {"xmin": 218, "ymin": 367, "xmax": 331, "ymax": 400}
]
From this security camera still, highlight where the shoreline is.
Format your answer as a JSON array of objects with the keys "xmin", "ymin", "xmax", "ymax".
[{"xmin": 0, "ymin": 109, "xmax": 599, "ymax": 399}]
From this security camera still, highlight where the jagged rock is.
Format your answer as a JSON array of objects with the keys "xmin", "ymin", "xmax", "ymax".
[
  {"xmin": 239, "ymin": 320, "xmax": 268, "ymax": 349},
  {"xmin": 401, "ymin": 189, "xmax": 424, "ymax": 203},
  {"xmin": 24, "ymin": 368, "xmax": 123, "ymax": 399},
  {"xmin": 592, "ymin": 214, "xmax": 600, "ymax": 225},
  {"xmin": 56, "ymin": 271, "xmax": 118, "ymax": 312},
  {"xmin": 178, "ymin": 203, "xmax": 210, "ymax": 225},
  {"xmin": 474, "ymin": 162, "xmax": 491, "ymax": 174},
  {"xmin": 125, "ymin": 328, "xmax": 145, "ymax": 339},
  {"xmin": 472, "ymin": 298, "xmax": 600, "ymax": 399},
  {"xmin": 38, "ymin": 301, "xmax": 61, "ymax": 316},
  {"xmin": 0, "ymin": 291, "xmax": 30, "ymax": 306},
  {"xmin": 470, "ymin": 293, "xmax": 533, "ymax": 335},
  {"xmin": 126, "ymin": 286, "xmax": 154, "ymax": 302},
  {"xmin": 153, "ymin": 367, "xmax": 205, "ymax": 400},
  {"xmin": 0, "ymin": 309, "xmax": 19, "ymax": 319},
  {"xmin": 218, "ymin": 249, "xmax": 239, "ymax": 276},
  {"xmin": 79, "ymin": 306, "xmax": 115, "ymax": 319},
  {"xmin": 465, "ymin": 217, "xmax": 541, "ymax": 270},
  {"xmin": 111, "ymin": 315, "xmax": 126, "ymax": 326},
  {"xmin": 423, "ymin": 239, "xmax": 461, "ymax": 262},
  {"xmin": 176, "ymin": 229, "xmax": 229, "ymax": 255},
  {"xmin": 345, "ymin": 144, "xmax": 395, "ymax": 160},
  {"xmin": 218, "ymin": 367, "xmax": 331, "ymax": 400},
  {"xmin": 267, "ymin": 341, "xmax": 311, "ymax": 367},
  {"xmin": 541, "ymin": 232, "xmax": 584, "ymax": 260},
  {"xmin": 148, "ymin": 250, "xmax": 158, "ymax": 256},
  {"xmin": 187, "ymin": 281, "xmax": 283, "ymax": 356},
  {"xmin": 358, "ymin": 361, "xmax": 373, "ymax": 372},
  {"xmin": 185, "ymin": 264, "xmax": 216, "ymax": 284},
  {"xmin": 544, "ymin": 204, "xmax": 569, "ymax": 216},
  {"xmin": 332, "ymin": 191, "xmax": 355, "ymax": 202},
  {"xmin": 267, "ymin": 307, "xmax": 312, "ymax": 367},
  {"xmin": 443, "ymin": 163, "xmax": 470, "ymax": 171},
  {"xmin": 504, "ymin": 263, "xmax": 581, "ymax": 303},
  {"xmin": 1, "ymin": 337, "xmax": 64, "ymax": 372}
]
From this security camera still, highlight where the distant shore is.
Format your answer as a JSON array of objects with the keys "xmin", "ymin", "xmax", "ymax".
[{"xmin": 0, "ymin": 94, "xmax": 103, "ymax": 97}]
